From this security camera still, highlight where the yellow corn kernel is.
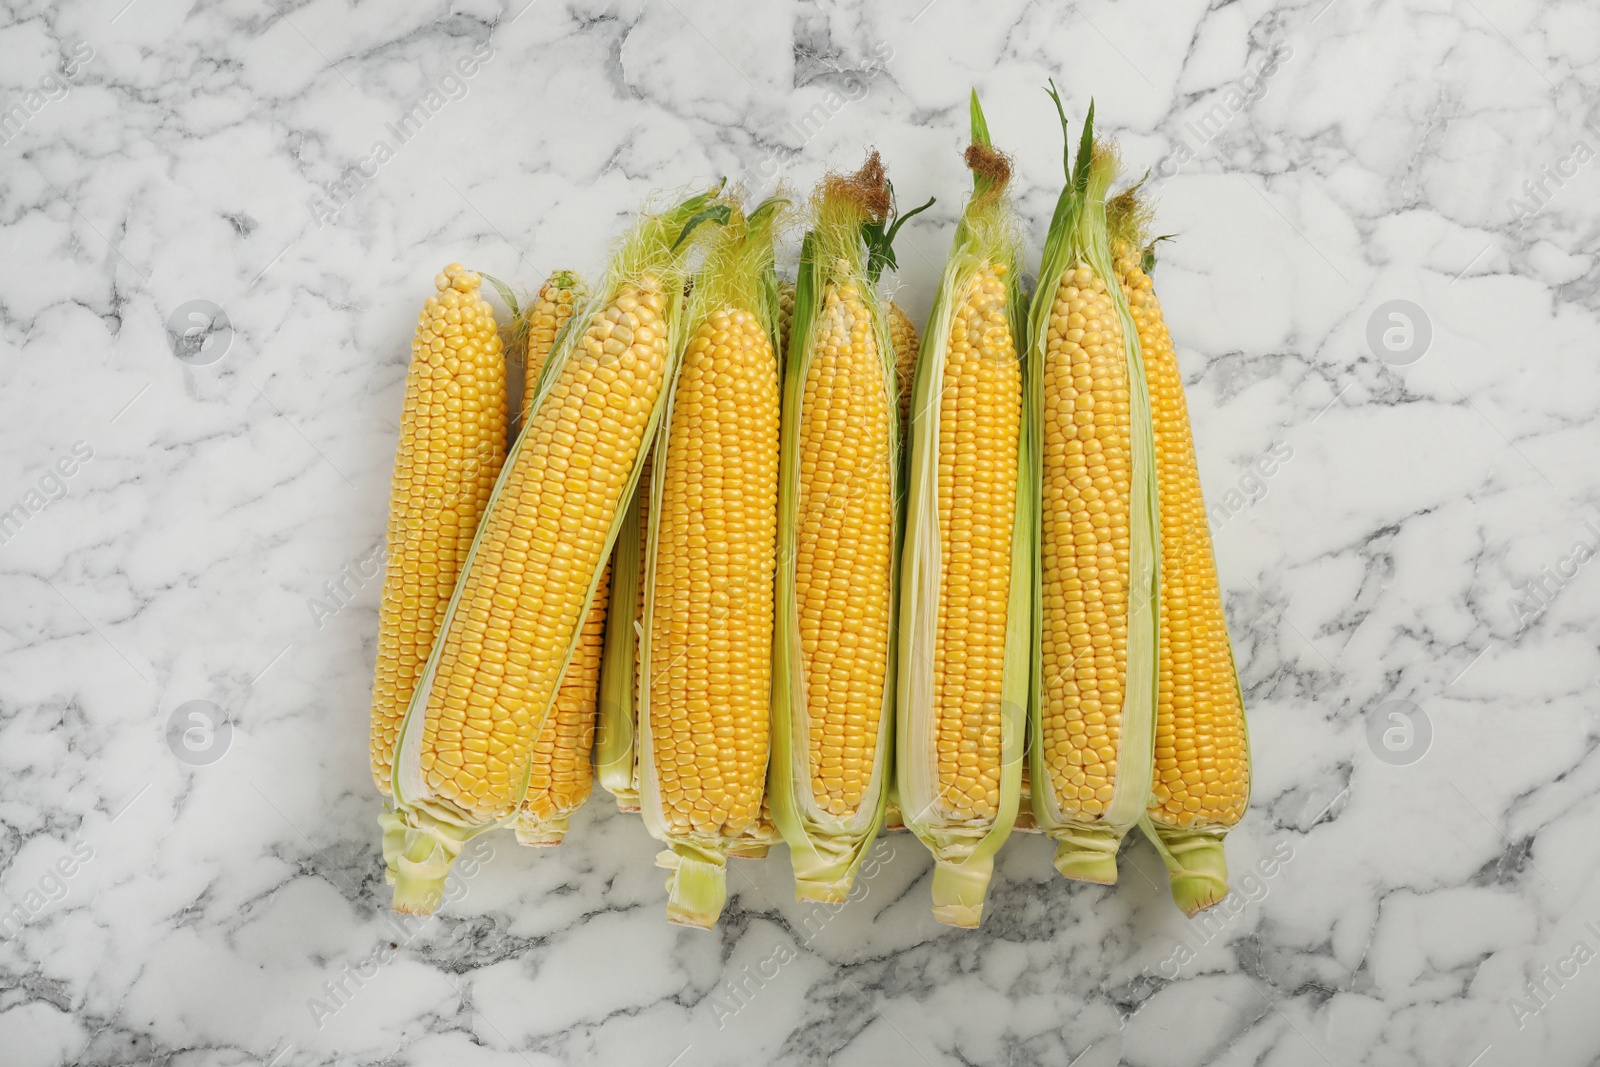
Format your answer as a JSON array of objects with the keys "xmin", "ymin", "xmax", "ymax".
[
  {"xmin": 649, "ymin": 308, "xmax": 779, "ymax": 837},
  {"xmin": 1114, "ymin": 243, "xmax": 1248, "ymax": 830},
  {"xmin": 796, "ymin": 282, "xmax": 894, "ymax": 817},
  {"xmin": 929, "ymin": 266, "xmax": 1019, "ymax": 823},
  {"xmin": 371, "ymin": 264, "xmax": 507, "ymax": 796},
  {"xmin": 1039, "ymin": 262, "xmax": 1132, "ymax": 823}
]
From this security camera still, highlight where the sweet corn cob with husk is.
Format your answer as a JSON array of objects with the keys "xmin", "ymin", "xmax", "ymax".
[
  {"xmin": 594, "ymin": 453, "xmax": 650, "ymax": 812},
  {"xmin": 769, "ymin": 153, "xmax": 900, "ymax": 903},
  {"xmin": 1026, "ymin": 96, "xmax": 1160, "ymax": 886},
  {"xmin": 897, "ymin": 93, "xmax": 1030, "ymax": 927},
  {"xmin": 638, "ymin": 198, "xmax": 784, "ymax": 928},
  {"xmin": 512, "ymin": 270, "xmax": 611, "ymax": 846},
  {"xmin": 372, "ymin": 265, "xmax": 508, "ymax": 801},
  {"xmin": 1108, "ymin": 196, "xmax": 1251, "ymax": 916},
  {"xmin": 380, "ymin": 191, "xmax": 724, "ymax": 913}
]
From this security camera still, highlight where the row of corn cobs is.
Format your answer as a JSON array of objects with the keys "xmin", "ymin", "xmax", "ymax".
[{"xmin": 369, "ymin": 91, "xmax": 1249, "ymax": 930}]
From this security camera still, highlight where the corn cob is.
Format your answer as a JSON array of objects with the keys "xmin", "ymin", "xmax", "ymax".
[
  {"xmin": 1109, "ymin": 199, "xmax": 1250, "ymax": 916},
  {"xmin": 897, "ymin": 93, "xmax": 1030, "ymax": 927},
  {"xmin": 381, "ymin": 191, "xmax": 724, "ymax": 913},
  {"xmin": 769, "ymin": 153, "xmax": 899, "ymax": 903},
  {"xmin": 1026, "ymin": 95, "xmax": 1160, "ymax": 886},
  {"xmin": 510, "ymin": 271, "xmax": 610, "ymax": 845},
  {"xmin": 594, "ymin": 453, "xmax": 649, "ymax": 812},
  {"xmin": 638, "ymin": 198, "xmax": 784, "ymax": 928},
  {"xmin": 372, "ymin": 265, "xmax": 508, "ymax": 800}
]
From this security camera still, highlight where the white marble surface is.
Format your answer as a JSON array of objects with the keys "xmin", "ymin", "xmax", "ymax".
[{"xmin": 2, "ymin": 0, "xmax": 1598, "ymax": 1063}]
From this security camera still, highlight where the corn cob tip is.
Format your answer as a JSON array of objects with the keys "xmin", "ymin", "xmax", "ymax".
[{"xmin": 435, "ymin": 263, "xmax": 481, "ymax": 292}]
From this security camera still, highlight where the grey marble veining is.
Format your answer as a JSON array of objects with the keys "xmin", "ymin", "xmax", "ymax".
[{"xmin": 2, "ymin": 0, "xmax": 1598, "ymax": 1064}]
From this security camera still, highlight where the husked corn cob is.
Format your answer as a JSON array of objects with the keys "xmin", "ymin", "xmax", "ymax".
[
  {"xmin": 640, "ymin": 198, "xmax": 783, "ymax": 929},
  {"xmin": 382, "ymin": 192, "xmax": 719, "ymax": 914},
  {"xmin": 1109, "ymin": 203, "xmax": 1250, "ymax": 915},
  {"xmin": 798, "ymin": 280, "xmax": 894, "ymax": 819},
  {"xmin": 1039, "ymin": 263, "xmax": 1133, "ymax": 820},
  {"xmin": 649, "ymin": 307, "xmax": 777, "ymax": 837},
  {"xmin": 511, "ymin": 270, "xmax": 610, "ymax": 845},
  {"xmin": 897, "ymin": 95, "xmax": 1029, "ymax": 927},
  {"xmin": 929, "ymin": 264, "xmax": 1017, "ymax": 822},
  {"xmin": 371, "ymin": 265, "xmax": 508, "ymax": 799},
  {"xmin": 770, "ymin": 154, "xmax": 899, "ymax": 903},
  {"xmin": 1026, "ymin": 96, "xmax": 1160, "ymax": 887}
]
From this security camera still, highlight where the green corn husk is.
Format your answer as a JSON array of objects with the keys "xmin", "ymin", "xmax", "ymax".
[
  {"xmin": 637, "ymin": 197, "xmax": 787, "ymax": 929},
  {"xmin": 384, "ymin": 188, "xmax": 728, "ymax": 914},
  {"xmin": 895, "ymin": 91, "xmax": 1031, "ymax": 928},
  {"xmin": 769, "ymin": 154, "xmax": 900, "ymax": 904},
  {"xmin": 1025, "ymin": 92, "xmax": 1161, "ymax": 885},
  {"xmin": 594, "ymin": 462, "xmax": 648, "ymax": 813}
]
